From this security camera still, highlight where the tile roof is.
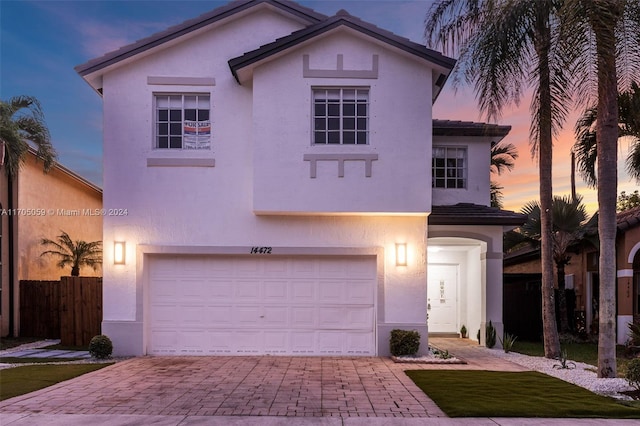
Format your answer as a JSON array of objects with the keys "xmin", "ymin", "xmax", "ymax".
[
  {"xmin": 617, "ymin": 206, "xmax": 640, "ymax": 231},
  {"xmin": 429, "ymin": 203, "xmax": 527, "ymax": 226},
  {"xmin": 75, "ymin": 0, "xmax": 327, "ymax": 77},
  {"xmin": 433, "ymin": 120, "xmax": 511, "ymax": 138},
  {"xmin": 228, "ymin": 9, "xmax": 456, "ymax": 85}
]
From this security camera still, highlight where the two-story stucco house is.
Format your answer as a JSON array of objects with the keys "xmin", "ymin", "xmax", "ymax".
[{"xmin": 76, "ymin": 0, "xmax": 525, "ymax": 356}]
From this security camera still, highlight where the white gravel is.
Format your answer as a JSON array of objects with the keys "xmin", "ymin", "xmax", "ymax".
[{"xmin": 486, "ymin": 347, "xmax": 635, "ymax": 400}]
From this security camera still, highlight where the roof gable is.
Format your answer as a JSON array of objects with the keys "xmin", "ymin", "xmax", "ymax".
[
  {"xmin": 228, "ymin": 9, "xmax": 455, "ymax": 100},
  {"xmin": 75, "ymin": 0, "xmax": 326, "ymax": 91}
]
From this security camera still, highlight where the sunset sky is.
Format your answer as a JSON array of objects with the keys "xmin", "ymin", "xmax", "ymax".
[{"xmin": 1, "ymin": 0, "xmax": 636, "ymax": 214}]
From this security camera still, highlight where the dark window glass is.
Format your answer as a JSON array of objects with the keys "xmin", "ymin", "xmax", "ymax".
[
  {"xmin": 185, "ymin": 109, "xmax": 196, "ymax": 121},
  {"xmin": 169, "ymin": 109, "xmax": 181, "ymax": 121}
]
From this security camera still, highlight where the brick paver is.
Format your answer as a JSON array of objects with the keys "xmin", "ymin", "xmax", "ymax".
[{"xmin": 0, "ymin": 339, "xmax": 528, "ymax": 418}]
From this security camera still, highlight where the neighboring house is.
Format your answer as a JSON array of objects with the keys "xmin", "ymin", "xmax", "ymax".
[
  {"xmin": 76, "ymin": 0, "xmax": 524, "ymax": 356},
  {"xmin": 504, "ymin": 206, "xmax": 640, "ymax": 344},
  {"xmin": 0, "ymin": 148, "xmax": 103, "ymax": 337}
]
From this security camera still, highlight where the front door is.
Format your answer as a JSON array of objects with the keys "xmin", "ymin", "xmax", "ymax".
[{"xmin": 427, "ymin": 264, "xmax": 458, "ymax": 333}]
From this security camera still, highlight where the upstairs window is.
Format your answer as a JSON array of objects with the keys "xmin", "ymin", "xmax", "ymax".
[
  {"xmin": 313, "ymin": 88, "xmax": 368, "ymax": 145},
  {"xmin": 155, "ymin": 94, "xmax": 210, "ymax": 149},
  {"xmin": 432, "ymin": 146, "xmax": 467, "ymax": 188}
]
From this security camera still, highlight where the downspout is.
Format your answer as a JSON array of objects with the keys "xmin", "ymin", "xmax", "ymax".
[{"xmin": 7, "ymin": 172, "xmax": 15, "ymax": 337}]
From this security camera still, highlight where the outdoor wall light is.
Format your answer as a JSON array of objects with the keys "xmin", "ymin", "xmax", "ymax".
[
  {"xmin": 114, "ymin": 241, "xmax": 126, "ymax": 265},
  {"xmin": 396, "ymin": 243, "xmax": 407, "ymax": 266}
]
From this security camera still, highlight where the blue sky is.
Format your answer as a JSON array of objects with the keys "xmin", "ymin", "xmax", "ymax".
[{"xmin": 1, "ymin": 0, "xmax": 636, "ymax": 212}]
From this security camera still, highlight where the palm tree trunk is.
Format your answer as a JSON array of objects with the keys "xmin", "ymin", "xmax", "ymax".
[
  {"xmin": 593, "ymin": 1, "xmax": 620, "ymax": 379},
  {"xmin": 557, "ymin": 262, "xmax": 570, "ymax": 333},
  {"xmin": 535, "ymin": 9, "xmax": 561, "ymax": 359}
]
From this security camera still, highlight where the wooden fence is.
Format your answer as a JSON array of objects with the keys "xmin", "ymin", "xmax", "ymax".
[{"xmin": 20, "ymin": 277, "xmax": 102, "ymax": 346}]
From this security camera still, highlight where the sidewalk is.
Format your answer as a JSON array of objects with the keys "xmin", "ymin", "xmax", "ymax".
[{"xmin": 3, "ymin": 413, "xmax": 639, "ymax": 425}]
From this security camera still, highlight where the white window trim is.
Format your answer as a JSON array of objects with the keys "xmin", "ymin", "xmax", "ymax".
[
  {"xmin": 153, "ymin": 93, "xmax": 211, "ymax": 151},
  {"xmin": 432, "ymin": 145, "xmax": 467, "ymax": 189},
  {"xmin": 311, "ymin": 87, "xmax": 370, "ymax": 146}
]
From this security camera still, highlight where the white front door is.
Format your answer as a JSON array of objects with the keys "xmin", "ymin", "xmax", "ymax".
[{"xmin": 427, "ymin": 264, "xmax": 458, "ymax": 333}]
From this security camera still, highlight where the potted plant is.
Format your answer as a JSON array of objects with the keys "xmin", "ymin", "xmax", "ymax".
[{"xmin": 460, "ymin": 324, "xmax": 467, "ymax": 338}]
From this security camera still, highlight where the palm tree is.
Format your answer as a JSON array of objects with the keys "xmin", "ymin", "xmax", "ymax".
[
  {"xmin": 41, "ymin": 231, "xmax": 102, "ymax": 277},
  {"xmin": 490, "ymin": 141, "xmax": 519, "ymax": 208},
  {"xmin": 508, "ymin": 196, "xmax": 590, "ymax": 333},
  {"xmin": 0, "ymin": 95, "xmax": 56, "ymax": 178},
  {"xmin": 425, "ymin": 0, "xmax": 568, "ymax": 358},
  {"xmin": 560, "ymin": 0, "xmax": 640, "ymax": 378},
  {"xmin": 573, "ymin": 82, "xmax": 640, "ymax": 187}
]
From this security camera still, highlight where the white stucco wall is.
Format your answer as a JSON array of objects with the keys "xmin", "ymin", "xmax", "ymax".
[
  {"xmin": 252, "ymin": 29, "xmax": 433, "ymax": 214},
  {"xmin": 98, "ymin": 8, "xmax": 434, "ymax": 355},
  {"xmin": 431, "ymin": 135, "xmax": 493, "ymax": 206}
]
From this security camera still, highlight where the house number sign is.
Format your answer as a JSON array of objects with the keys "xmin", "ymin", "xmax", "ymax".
[{"xmin": 250, "ymin": 246, "xmax": 272, "ymax": 254}]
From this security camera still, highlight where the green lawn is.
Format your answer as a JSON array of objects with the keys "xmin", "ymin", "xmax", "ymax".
[
  {"xmin": 0, "ymin": 363, "xmax": 112, "ymax": 401},
  {"xmin": 0, "ymin": 337, "xmax": 42, "ymax": 351},
  {"xmin": 406, "ymin": 370, "xmax": 640, "ymax": 418},
  {"xmin": 512, "ymin": 340, "xmax": 632, "ymax": 377}
]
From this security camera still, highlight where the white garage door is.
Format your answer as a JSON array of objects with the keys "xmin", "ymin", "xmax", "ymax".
[{"xmin": 148, "ymin": 255, "xmax": 376, "ymax": 355}]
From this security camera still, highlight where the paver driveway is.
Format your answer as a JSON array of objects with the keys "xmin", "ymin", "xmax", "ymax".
[{"xmin": 1, "ymin": 357, "xmax": 450, "ymax": 417}]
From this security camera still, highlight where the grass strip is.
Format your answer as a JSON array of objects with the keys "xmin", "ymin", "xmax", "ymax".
[
  {"xmin": 0, "ymin": 357, "xmax": 84, "ymax": 364},
  {"xmin": 406, "ymin": 370, "xmax": 640, "ymax": 418},
  {"xmin": 0, "ymin": 363, "xmax": 112, "ymax": 401}
]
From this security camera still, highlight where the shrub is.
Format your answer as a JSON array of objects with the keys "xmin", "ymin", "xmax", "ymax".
[
  {"xmin": 628, "ymin": 322, "xmax": 640, "ymax": 346},
  {"xmin": 553, "ymin": 349, "xmax": 576, "ymax": 370},
  {"xmin": 460, "ymin": 325, "xmax": 467, "ymax": 338},
  {"xmin": 499, "ymin": 332, "xmax": 517, "ymax": 353},
  {"xmin": 625, "ymin": 358, "xmax": 640, "ymax": 391},
  {"xmin": 485, "ymin": 321, "xmax": 497, "ymax": 349},
  {"xmin": 89, "ymin": 334, "xmax": 113, "ymax": 359},
  {"xmin": 389, "ymin": 329, "xmax": 420, "ymax": 356}
]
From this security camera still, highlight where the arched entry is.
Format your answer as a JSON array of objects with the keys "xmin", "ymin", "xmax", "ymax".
[{"xmin": 427, "ymin": 237, "xmax": 487, "ymax": 338}]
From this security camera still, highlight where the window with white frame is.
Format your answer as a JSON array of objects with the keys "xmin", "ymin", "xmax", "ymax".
[
  {"xmin": 313, "ymin": 88, "xmax": 368, "ymax": 145},
  {"xmin": 432, "ymin": 146, "xmax": 467, "ymax": 188},
  {"xmin": 155, "ymin": 94, "xmax": 210, "ymax": 149}
]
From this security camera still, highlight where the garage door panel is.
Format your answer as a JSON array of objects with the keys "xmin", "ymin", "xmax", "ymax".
[
  {"xmin": 290, "ymin": 331, "xmax": 316, "ymax": 354},
  {"xmin": 346, "ymin": 281, "xmax": 375, "ymax": 303},
  {"xmin": 291, "ymin": 280, "xmax": 315, "ymax": 302},
  {"xmin": 148, "ymin": 256, "xmax": 376, "ymax": 355},
  {"xmin": 180, "ymin": 330, "xmax": 207, "ymax": 354},
  {"xmin": 291, "ymin": 307, "xmax": 316, "ymax": 327},
  {"xmin": 318, "ymin": 281, "xmax": 345, "ymax": 303},
  {"xmin": 317, "ymin": 332, "xmax": 344, "ymax": 354},
  {"xmin": 234, "ymin": 306, "xmax": 262, "ymax": 326},
  {"xmin": 236, "ymin": 280, "xmax": 262, "ymax": 301},
  {"xmin": 208, "ymin": 306, "xmax": 234, "ymax": 325},
  {"xmin": 235, "ymin": 259, "xmax": 262, "ymax": 277},
  {"xmin": 346, "ymin": 307, "xmax": 374, "ymax": 329},
  {"xmin": 209, "ymin": 279, "xmax": 235, "ymax": 299},
  {"xmin": 151, "ymin": 279, "xmax": 177, "ymax": 301},
  {"xmin": 264, "ymin": 280, "xmax": 288, "ymax": 301},
  {"xmin": 263, "ymin": 307, "xmax": 288, "ymax": 327},
  {"xmin": 345, "ymin": 332, "xmax": 374, "ymax": 354},
  {"xmin": 236, "ymin": 331, "xmax": 263, "ymax": 353}
]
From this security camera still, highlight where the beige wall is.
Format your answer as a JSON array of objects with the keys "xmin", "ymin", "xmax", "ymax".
[{"xmin": 17, "ymin": 153, "xmax": 102, "ymax": 280}]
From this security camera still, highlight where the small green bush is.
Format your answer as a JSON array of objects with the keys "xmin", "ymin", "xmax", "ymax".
[
  {"xmin": 88, "ymin": 335, "xmax": 113, "ymax": 359},
  {"xmin": 499, "ymin": 332, "xmax": 517, "ymax": 353},
  {"xmin": 625, "ymin": 358, "xmax": 640, "ymax": 391},
  {"xmin": 390, "ymin": 329, "xmax": 420, "ymax": 356},
  {"xmin": 460, "ymin": 325, "xmax": 467, "ymax": 338},
  {"xmin": 485, "ymin": 321, "xmax": 497, "ymax": 349}
]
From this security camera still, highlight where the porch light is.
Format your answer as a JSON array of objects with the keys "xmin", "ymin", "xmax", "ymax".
[
  {"xmin": 396, "ymin": 243, "xmax": 407, "ymax": 266},
  {"xmin": 114, "ymin": 241, "xmax": 126, "ymax": 265}
]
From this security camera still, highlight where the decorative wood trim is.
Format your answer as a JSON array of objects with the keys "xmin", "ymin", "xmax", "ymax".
[
  {"xmin": 303, "ymin": 153, "xmax": 378, "ymax": 178},
  {"xmin": 147, "ymin": 76, "xmax": 216, "ymax": 86},
  {"xmin": 303, "ymin": 54, "xmax": 379, "ymax": 79}
]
